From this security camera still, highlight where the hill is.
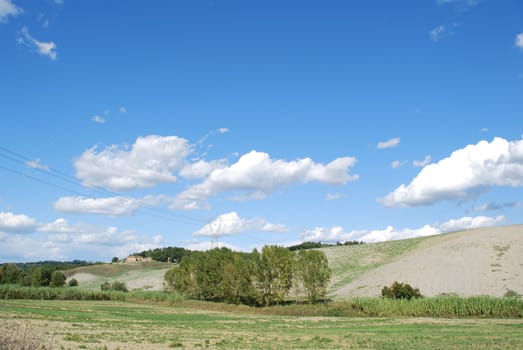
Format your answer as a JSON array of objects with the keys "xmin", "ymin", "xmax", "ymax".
[
  {"xmin": 62, "ymin": 225, "xmax": 523, "ymax": 298},
  {"xmin": 65, "ymin": 262, "xmax": 172, "ymax": 291},
  {"xmin": 325, "ymin": 225, "xmax": 523, "ymax": 298}
]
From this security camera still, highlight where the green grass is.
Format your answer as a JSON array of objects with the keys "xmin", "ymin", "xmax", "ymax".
[
  {"xmin": 1, "ymin": 299, "xmax": 522, "ymax": 349},
  {"xmin": 322, "ymin": 235, "xmax": 432, "ymax": 292}
]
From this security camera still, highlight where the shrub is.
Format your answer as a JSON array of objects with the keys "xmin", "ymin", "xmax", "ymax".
[
  {"xmin": 381, "ymin": 281, "xmax": 422, "ymax": 300},
  {"xmin": 68, "ymin": 278, "xmax": 79, "ymax": 287},
  {"xmin": 101, "ymin": 281, "xmax": 128, "ymax": 292}
]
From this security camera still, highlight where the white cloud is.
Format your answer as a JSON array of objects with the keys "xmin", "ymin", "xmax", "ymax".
[
  {"xmin": 54, "ymin": 195, "xmax": 162, "ymax": 216},
  {"xmin": 179, "ymin": 159, "xmax": 228, "ymax": 179},
  {"xmin": 413, "ymin": 155, "xmax": 431, "ymax": 167},
  {"xmin": 516, "ymin": 33, "xmax": 523, "ymax": 50},
  {"xmin": 193, "ymin": 211, "xmax": 287, "ymax": 237},
  {"xmin": 119, "ymin": 106, "xmax": 127, "ymax": 114},
  {"xmin": 25, "ymin": 158, "xmax": 49, "ymax": 171},
  {"xmin": 217, "ymin": 128, "xmax": 230, "ymax": 134},
  {"xmin": 480, "ymin": 128, "xmax": 489, "ymax": 133},
  {"xmin": 74, "ymin": 135, "xmax": 191, "ymax": 191},
  {"xmin": 0, "ymin": 0, "xmax": 22, "ymax": 23},
  {"xmin": 326, "ymin": 192, "xmax": 343, "ymax": 201},
  {"xmin": 17, "ymin": 27, "xmax": 57, "ymax": 60},
  {"xmin": 173, "ymin": 151, "xmax": 358, "ymax": 209},
  {"xmin": 377, "ymin": 137, "xmax": 400, "ymax": 149},
  {"xmin": 439, "ymin": 215, "xmax": 504, "ymax": 232},
  {"xmin": 91, "ymin": 115, "xmax": 106, "ymax": 124},
  {"xmin": 300, "ymin": 215, "xmax": 503, "ymax": 244},
  {"xmin": 0, "ymin": 212, "xmax": 38, "ymax": 234},
  {"xmin": 381, "ymin": 137, "xmax": 523, "ymax": 207},
  {"xmin": 391, "ymin": 160, "xmax": 406, "ymax": 169}
]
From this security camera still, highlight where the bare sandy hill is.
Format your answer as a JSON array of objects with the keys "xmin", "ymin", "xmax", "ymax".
[{"xmin": 333, "ymin": 225, "xmax": 523, "ymax": 298}]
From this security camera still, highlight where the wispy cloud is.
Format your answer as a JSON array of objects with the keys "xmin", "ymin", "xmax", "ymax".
[
  {"xmin": 0, "ymin": 0, "xmax": 22, "ymax": 23},
  {"xmin": 391, "ymin": 160, "xmax": 406, "ymax": 169},
  {"xmin": 377, "ymin": 137, "xmax": 400, "ymax": 149},
  {"xmin": 91, "ymin": 115, "xmax": 106, "ymax": 124},
  {"xmin": 413, "ymin": 155, "xmax": 431, "ymax": 168},
  {"xmin": 25, "ymin": 159, "xmax": 49, "ymax": 171},
  {"xmin": 326, "ymin": 192, "xmax": 343, "ymax": 201},
  {"xmin": 516, "ymin": 33, "xmax": 523, "ymax": 50},
  {"xmin": 17, "ymin": 27, "xmax": 57, "ymax": 60},
  {"xmin": 430, "ymin": 23, "xmax": 458, "ymax": 42},
  {"xmin": 119, "ymin": 106, "xmax": 127, "ymax": 114}
]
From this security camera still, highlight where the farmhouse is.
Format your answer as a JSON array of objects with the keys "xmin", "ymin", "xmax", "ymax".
[{"xmin": 124, "ymin": 255, "xmax": 153, "ymax": 263}]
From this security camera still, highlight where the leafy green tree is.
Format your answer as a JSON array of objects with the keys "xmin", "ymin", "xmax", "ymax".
[
  {"xmin": 100, "ymin": 281, "xmax": 111, "ymax": 291},
  {"xmin": 294, "ymin": 250, "xmax": 331, "ymax": 302},
  {"xmin": 253, "ymin": 245, "xmax": 293, "ymax": 306},
  {"xmin": 49, "ymin": 271, "xmax": 66, "ymax": 288},
  {"xmin": 111, "ymin": 257, "xmax": 119, "ymax": 263},
  {"xmin": 0, "ymin": 264, "xmax": 23, "ymax": 284},
  {"xmin": 31, "ymin": 267, "xmax": 51, "ymax": 287}
]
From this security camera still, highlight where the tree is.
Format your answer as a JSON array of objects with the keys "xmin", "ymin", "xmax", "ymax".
[
  {"xmin": 294, "ymin": 250, "xmax": 331, "ymax": 302},
  {"xmin": 31, "ymin": 267, "xmax": 51, "ymax": 287},
  {"xmin": 111, "ymin": 257, "xmax": 119, "ymax": 263},
  {"xmin": 253, "ymin": 245, "xmax": 293, "ymax": 306},
  {"xmin": 0, "ymin": 264, "xmax": 23, "ymax": 284},
  {"xmin": 49, "ymin": 271, "xmax": 66, "ymax": 288}
]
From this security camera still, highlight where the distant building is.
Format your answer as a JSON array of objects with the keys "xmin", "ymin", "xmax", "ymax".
[{"xmin": 124, "ymin": 256, "xmax": 153, "ymax": 263}]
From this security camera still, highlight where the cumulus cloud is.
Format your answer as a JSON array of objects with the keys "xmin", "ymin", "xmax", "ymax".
[
  {"xmin": 0, "ymin": 0, "xmax": 22, "ymax": 23},
  {"xmin": 413, "ymin": 155, "xmax": 431, "ymax": 167},
  {"xmin": 438, "ymin": 215, "xmax": 504, "ymax": 232},
  {"xmin": 0, "ymin": 212, "xmax": 38, "ymax": 234},
  {"xmin": 17, "ymin": 27, "xmax": 57, "ymax": 60},
  {"xmin": 179, "ymin": 159, "xmax": 228, "ymax": 179},
  {"xmin": 74, "ymin": 135, "xmax": 191, "ymax": 191},
  {"xmin": 377, "ymin": 137, "xmax": 400, "ymax": 149},
  {"xmin": 516, "ymin": 33, "xmax": 523, "ymax": 50},
  {"xmin": 381, "ymin": 137, "xmax": 523, "ymax": 207},
  {"xmin": 193, "ymin": 211, "xmax": 287, "ymax": 237},
  {"xmin": 173, "ymin": 150, "xmax": 358, "ymax": 210},
  {"xmin": 54, "ymin": 195, "xmax": 162, "ymax": 216},
  {"xmin": 300, "ymin": 215, "xmax": 504, "ymax": 244},
  {"xmin": 218, "ymin": 128, "xmax": 230, "ymax": 134},
  {"xmin": 25, "ymin": 158, "xmax": 49, "ymax": 171}
]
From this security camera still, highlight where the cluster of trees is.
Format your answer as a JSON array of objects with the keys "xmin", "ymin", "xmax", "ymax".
[
  {"xmin": 287, "ymin": 241, "xmax": 364, "ymax": 251},
  {"xmin": 101, "ymin": 280, "xmax": 128, "ymax": 292},
  {"xmin": 0, "ymin": 264, "xmax": 71, "ymax": 288},
  {"xmin": 164, "ymin": 246, "xmax": 331, "ymax": 306},
  {"xmin": 133, "ymin": 246, "xmax": 191, "ymax": 263},
  {"xmin": 0, "ymin": 261, "xmax": 91, "ymax": 288}
]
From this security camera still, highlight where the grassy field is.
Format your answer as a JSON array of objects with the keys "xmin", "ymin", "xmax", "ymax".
[
  {"xmin": 322, "ymin": 235, "xmax": 430, "ymax": 292},
  {"xmin": 1, "ymin": 299, "xmax": 522, "ymax": 350}
]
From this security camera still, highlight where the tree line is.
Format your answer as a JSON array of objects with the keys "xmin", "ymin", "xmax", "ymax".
[
  {"xmin": 164, "ymin": 245, "xmax": 331, "ymax": 306},
  {"xmin": 0, "ymin": 261, "xmax": 92, "ymax": 288}
]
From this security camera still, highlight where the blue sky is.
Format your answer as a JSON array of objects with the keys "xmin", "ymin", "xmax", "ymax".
[{"xmin": 1, "ymin": 0, "xmax": 522, "ymax": 262}]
